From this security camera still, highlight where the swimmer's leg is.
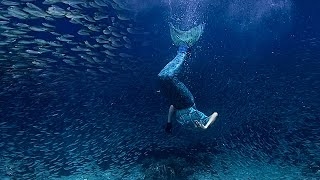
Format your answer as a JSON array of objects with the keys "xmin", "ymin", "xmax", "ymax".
[
  {"xmin": 158, "ymin": 23, "xmax": 205, "ymax": 108},
  {"xmin": 158, "ymin": 49, "xmax": 195, "ymax": 109}
]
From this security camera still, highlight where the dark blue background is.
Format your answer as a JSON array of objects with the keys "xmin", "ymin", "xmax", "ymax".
[{"xmin": 0, "ymin": 0, "xmax": 319, "ymax": 178}]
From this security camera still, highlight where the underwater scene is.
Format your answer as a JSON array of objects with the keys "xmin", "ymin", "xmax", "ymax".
[{"xmin": 0, "ymin": 0, "xmax": 319, "ymax": 179}]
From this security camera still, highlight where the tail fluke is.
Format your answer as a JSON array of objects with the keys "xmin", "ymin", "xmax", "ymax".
[{"xmin": 170, "ymin": 23, "xmax": 205, "ymax": 47}]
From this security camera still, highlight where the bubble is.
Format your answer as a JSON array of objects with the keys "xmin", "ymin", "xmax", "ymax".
[
  {"xmin": 227, "ymin": 0, "xmax": 292, "ymax": 31},
  {"xmin": 164, "ymin": 0, "xmax": 209, "ymax": 30}
]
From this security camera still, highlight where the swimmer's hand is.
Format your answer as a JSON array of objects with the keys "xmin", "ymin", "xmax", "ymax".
[
  {"xmin": 195, "ymin": 120, "xmax": 205, "ymax": 129},
  {"xmin": 165, "ymin": 122, "xmax": 172, "ymax": 133},
  {"xmin": 195, "ymin": 112, "xmax": 218, "ymax": 130}
]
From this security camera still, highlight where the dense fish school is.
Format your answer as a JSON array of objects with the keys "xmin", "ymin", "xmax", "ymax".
[
  {"xmin": 0, "ymin": 0, "xmax": 155, "ymax": 179},
  {"xmin": 0, "ymin": 0, "xmax": 149, "ymax": 81},
  {"xmin": 0, "ymin": 0, "xmax": 319, "ymax": 180}
]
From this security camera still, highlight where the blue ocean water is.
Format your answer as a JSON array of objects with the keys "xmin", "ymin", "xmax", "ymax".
[{"xmin": 0, "ymin": 0, "xmax": 319, "ymax": 179}]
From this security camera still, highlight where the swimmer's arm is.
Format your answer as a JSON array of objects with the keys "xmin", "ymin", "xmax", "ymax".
[
  {"xmin": 196, "ymin": 112, "xmax": 218, "ymax": 130},
  {"xmin": 167, "ymin": 105, "xmax": 176, "ymax": 123},
  {"xmin": 165, "ymin": 105, "xmax": 175, "ymax": 133}
]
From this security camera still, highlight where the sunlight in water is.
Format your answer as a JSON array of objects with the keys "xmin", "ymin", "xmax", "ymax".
[
  {"xmin": 227, "ymin": 0, "xmax": 292, "ymax": 31},
  {"xmin": 164, "ymin": 0, "xmax": 208, "ymax": 29}
]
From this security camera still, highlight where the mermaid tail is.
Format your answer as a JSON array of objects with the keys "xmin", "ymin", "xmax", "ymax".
[{"xmin": 169, "ymin": 23, "xmax": 205, "ymax": 47}]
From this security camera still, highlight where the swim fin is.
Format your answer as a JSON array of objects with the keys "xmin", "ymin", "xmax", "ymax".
[{"xmin": 169, "ymin": 23, "xmax": 205, "ymax": 47}]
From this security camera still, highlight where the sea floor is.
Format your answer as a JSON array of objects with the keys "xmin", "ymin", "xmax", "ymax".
[{"xmin": 8, "ymin": 150, "xmax": 315, "ymax": 180}]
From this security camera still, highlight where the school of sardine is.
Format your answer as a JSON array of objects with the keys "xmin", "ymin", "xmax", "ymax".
[
  {"xmin": 0, "ymin": 0, "xmax": 156, "ymax": 179},
  {"xmin": 0, "ymin": 0, "xmax": 151, "ymax": 83},
  {"xmin": 2, "ymin": 0, "xmax": 319, "ymax": 179}
]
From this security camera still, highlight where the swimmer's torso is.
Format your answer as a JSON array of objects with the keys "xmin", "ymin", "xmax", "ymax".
[{"xmin": 175, "ymin": 105, "xmax": 208, "ymax": 130}]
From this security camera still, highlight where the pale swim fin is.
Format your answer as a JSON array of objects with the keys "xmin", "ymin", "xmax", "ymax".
[{"xmin": 169, "ymin": 23, "xmax": 205, "ymax": 47}]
